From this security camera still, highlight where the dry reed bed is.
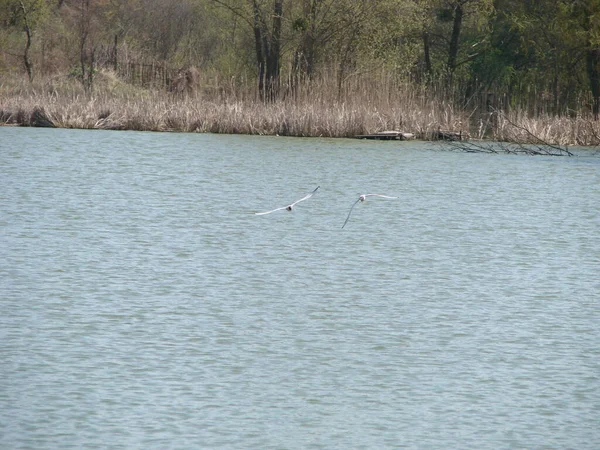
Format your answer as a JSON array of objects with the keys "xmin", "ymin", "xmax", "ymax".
[
  {"xmin": 0, "ymin": 92, "xmax": 461, "ymax": 138},
  {"xmin": 1, "ymin": 75, "xmax": 599, "ymax": 146},
  {"xmin": 492, "ymin": 112, "xmax": 600, "ymax": 147}
]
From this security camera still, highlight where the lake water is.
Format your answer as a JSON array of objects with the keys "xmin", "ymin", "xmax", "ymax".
[{"xmin": 1, "ymin": 127, "xmax": 599, "ymax": 449}]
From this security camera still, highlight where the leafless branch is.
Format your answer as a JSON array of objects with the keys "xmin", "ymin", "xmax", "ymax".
[
  {"xmin": 439, "ymin": 109, "xmax": 574, "ymax": 156},
  {"xmin": 441, "ymin": 139, "xmax": 571, "ymax": 156},
  {"xmin": 499, "ymin": 110, "xmax": 572, "ymax": 155},
  {"xmin": 210, "ymin": 0, "xmax": 254, "ymax": 29}
]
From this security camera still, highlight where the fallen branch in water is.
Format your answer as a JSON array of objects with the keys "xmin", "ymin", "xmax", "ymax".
[
  {"xmin": 501, "ymin": 111, "xmax": 573, "ymax": 155},
  {"xmin": 440, "ymin": 139, "xmax": 574, "ymax": 156},
  {"xmin": 441, "ymin": 109, "xmax": 574, "ymax": 156}
]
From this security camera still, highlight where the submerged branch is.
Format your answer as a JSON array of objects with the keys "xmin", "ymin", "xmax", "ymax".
[
  {"xmin": 500, "ymin": 110, "xmax": 573, "ymax": 156},
  {"xmin": 441, "ymin": 139, "xmax": 572, "ymax": 156},
  {"xmin": 441, "ymin": 109, "xmax": 574, "ymax": 156}
]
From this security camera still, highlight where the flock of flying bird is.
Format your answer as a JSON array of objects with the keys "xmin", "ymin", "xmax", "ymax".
[{"xmin": 254, "ymin": 186, "xmax": 398, "ymax": 228}]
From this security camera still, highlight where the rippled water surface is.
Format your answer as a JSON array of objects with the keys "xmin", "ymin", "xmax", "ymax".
[{"xmin": 1, "ymin": 127, "xmax": 599, "ymax": 449}]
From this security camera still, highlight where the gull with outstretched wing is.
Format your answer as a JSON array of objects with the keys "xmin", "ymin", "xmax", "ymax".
[
  {"xmin": 255, "ymin": 186, "xmax": 320, "ymax": 215},
  {"xmin": 342, "ymin": 193, "xmax": 398, "ymax": 228}
]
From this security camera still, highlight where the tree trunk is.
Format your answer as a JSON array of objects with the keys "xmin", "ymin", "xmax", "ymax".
[
  {"xmin": 23, "ymin": 24, "xmax": 33, "ymax": 82},
  {"xmin": 79, "ymin": 0, "xmax": 94, "ymax": 93},
  {"xmin": 553, "ymin": 63, "xmax": 560, "ymax": 115},
  {"xmin": 292, "ymin": 0, "xmax": 318, "ymax": 90},
  {"xmin": 252, "ymin": 0, "xmax": 282, "ymax": 102},
  {"xmin": 252, "ymin": 1, "xmax": 266, "ymax": 98},
  {"xmin": 446, "ymin": 2, "xmax": 463, "ymax": 87},
  {"xmin": 586, "ymin": 48, "xmax": 600, "ymax": 120},
  {"xmin": 87, "ymin": 46, "xmax": 95, "ymax": 93},
  {"xmin": 112, "ymin": 34, "xmax": 118, "ymax": 72},
  {"xmin": 422, "ymin": 31, "xmax": 432, "ymax": 82},
  {"xmin": 19, "ymin": 2, "xmax": 33, "ymax": 82},
  {"xmin": 265, "ymin": 0, "xmax": 282, "ymax": 101}
]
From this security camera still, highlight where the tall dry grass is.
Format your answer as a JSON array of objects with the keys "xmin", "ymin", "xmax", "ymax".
[
  {"xmin": 1, "ymin": 70, "xmax": 599, "ymax": 146},
  {"xmin": 490, "ymin": 111, "xmax": 600, "ymax": 147}
]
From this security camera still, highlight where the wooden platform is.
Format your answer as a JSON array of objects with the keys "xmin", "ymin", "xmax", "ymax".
[{"xmin": 355, "ymin": 131, "xmax": 415, "ymax": 140}]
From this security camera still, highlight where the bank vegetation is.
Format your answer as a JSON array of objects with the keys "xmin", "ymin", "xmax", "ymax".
[{"xmin": 1, "ymin": 0, "xmax": 600, "ymax": 148}]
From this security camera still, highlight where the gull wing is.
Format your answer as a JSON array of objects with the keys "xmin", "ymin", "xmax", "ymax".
[
  {"xmin": 254, "ymin": 186, "xmax": 319, "ymax": 215},
  {"xmin": 290, "ymin": 186, "xmax": 320, "ymax": 207},
  {"xmin": 364, "ymin": 194, "xmax": 398, "ymax": 199},
  {"xmin": 254, "ymin": 205, "xmax": 288, "ymax": 215},
  {"xmin": 341, "ymin": 198, "xmax": 361, "ymax": 229}
]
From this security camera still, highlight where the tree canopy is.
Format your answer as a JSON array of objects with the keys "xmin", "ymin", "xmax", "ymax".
[{"xmin": 1, "ymin": 0, "xmax": 598, "ymax": 116}]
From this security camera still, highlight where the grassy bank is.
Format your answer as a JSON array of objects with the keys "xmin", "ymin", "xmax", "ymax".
[{"xmin": 1, "ymin": 71, "xmax": 599, "ymax": 147}]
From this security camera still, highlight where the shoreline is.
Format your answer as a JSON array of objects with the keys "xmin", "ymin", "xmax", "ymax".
[
  {"xmin": 2, "ymin": 73, "xmax": 599, "ymax": 148},
  {"xmin": 0, "ymin": 102, "xmax": 470, "ymax": 141},
  {"xmin": 1, "ymin": 108, "xmax": 594, "ymax": 156},
  {"xmin": 1, "ymin": 104, "xmax": 598, "ymax": 151}
]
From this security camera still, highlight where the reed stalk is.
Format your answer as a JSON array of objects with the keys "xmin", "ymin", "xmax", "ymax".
[{"xmin": 1, "ymin": 70, "xmax": 599, "ymax": 146}]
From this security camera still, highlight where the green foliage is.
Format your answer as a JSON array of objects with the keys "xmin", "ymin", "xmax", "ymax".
[
  {"xmin": 292, "ymin": 17, "xmax": 308, "ymax": 32},
  {"xmin": 0, "ymin": 0, "xmax": 48, "ymax": 29},
  {"xmin": 68, "ymin": 64, "xmax": 96, "ymax": 80},
  {"xmin": 0, "ymin": 0, "xmax": 597, "ymax": 117}
]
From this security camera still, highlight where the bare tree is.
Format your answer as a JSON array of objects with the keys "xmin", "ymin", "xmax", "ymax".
[
  {"xmin": 19, "ymin": 1, "xmax": 34, "ymax": 80},
  {"xmin": 291, "ymin": 0, "xmax": 319, "ymax": 85},
  {"xmin": 212, "ymin": 0, "xmax": 283, "ymax": 101},
  {"xmin": 253, "ymin": 0, "xmax": 282, "ymax": 100},
  {"xmin": 77, "ymin": 0, "xmax": 96, "ymax": 93},
  {"xmin": 582, "ymin": 7, "xmax": 600, "ymax": 120},
  {"xmin": 4, "ymin": 0, "xmax": 47, "ymax": 81}
]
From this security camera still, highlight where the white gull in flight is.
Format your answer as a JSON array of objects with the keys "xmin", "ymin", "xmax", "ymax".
[
  {"xmin": 255, "ymin": 186, "xmax": 320, "ymax": 215},
  {"xmin": 342, "ymin": 193, "xmax": 398, "ymax": 228}
]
